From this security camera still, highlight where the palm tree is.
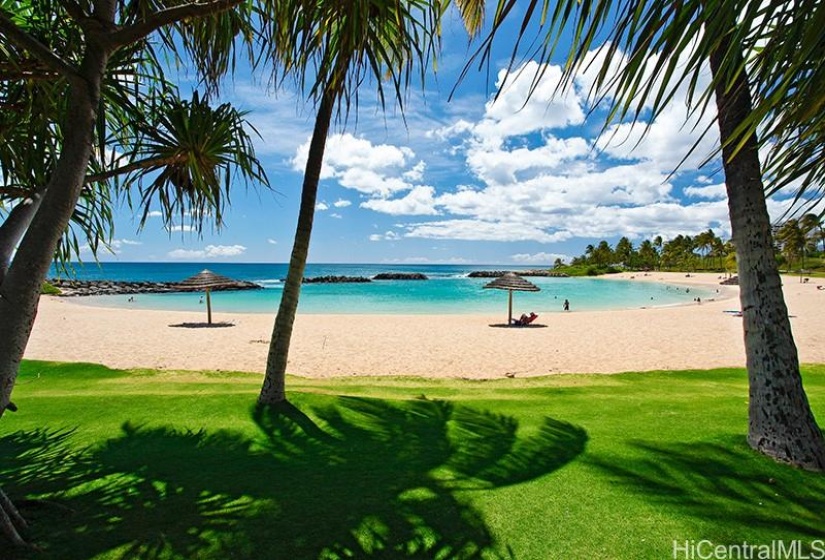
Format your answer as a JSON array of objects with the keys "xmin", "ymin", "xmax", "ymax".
[
  {"xmin": 800, "ymin": 213, "xmax": 824, "ymax": 255},
  {"xmin": 256, "ymin": 0, "xmax": 484, "ymax": 404},
  {"xmin": 615, "ymin": 236, "xmax": 634, "ymax": 269},
  {"xmin": 0, "ymin": 0, "xmax": 269, "ymax": 547},
  {"xmin": 584, "ymin": 243, "xmax": 596, "ymax": 265},
  {"xmin": 709, "ymin": 237, "xmax": 726, "ymax": 271},
  {"xmin": 475, "ymin": 0, "xmax": 825, "ymax": 469},
  {"xmin": 638, "ymin": 239, "xmax": 658, "ymax": 270},
  {"xmin": 775, "ymin": 220, "xmax": 805, "ymax": 270}
]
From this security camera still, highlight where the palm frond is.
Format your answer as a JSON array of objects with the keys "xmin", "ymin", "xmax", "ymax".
[{"xmin": 117, "ymin": 91, "xmax": 268, "ymax": 234}]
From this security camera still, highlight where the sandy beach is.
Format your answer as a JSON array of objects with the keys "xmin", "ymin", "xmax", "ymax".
[{"xmin": 24, "ymin": 272, "xmax": 825, "ymax": 379}]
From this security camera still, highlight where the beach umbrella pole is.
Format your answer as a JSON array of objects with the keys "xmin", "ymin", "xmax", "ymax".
[
  {"xmin": 206, "ymin": 289, "xmax": 212, "ymax": 325},
  {"xmin": 508, "ymin": 289, "xmax": 513, "ymax": 325}
]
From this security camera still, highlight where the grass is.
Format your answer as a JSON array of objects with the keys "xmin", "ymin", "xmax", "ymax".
[{"xmin": 2, "ymin": 361, "xmax": 825, "ymax": 559}]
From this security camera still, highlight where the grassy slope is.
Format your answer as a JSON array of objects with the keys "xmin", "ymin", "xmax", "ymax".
[{"xmin": 2, "ymin": 361, "xmax": 824, "ymax": 559}]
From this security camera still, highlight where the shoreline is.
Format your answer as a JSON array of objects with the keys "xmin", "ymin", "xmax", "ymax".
[{"xmin": 25, "ymin": 272, "xmax": 825, "ymax": 379}]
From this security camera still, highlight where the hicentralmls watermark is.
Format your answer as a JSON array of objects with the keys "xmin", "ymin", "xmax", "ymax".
[{"xmin": 672, "ymin": 540, "xmax": 825, "ymax": 560}]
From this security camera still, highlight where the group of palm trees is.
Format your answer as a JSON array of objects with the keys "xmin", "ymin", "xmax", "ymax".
[
  {"xmin": 1, "ymin": 0, "xmax": 825, "ymax": 548},
  {"xmin": 570, "ymin": 215, "xmax": 825, "ymax": 273},
  {"xmin": 774, "ymin": 214, "xmax": 825, "ymax": 270}
]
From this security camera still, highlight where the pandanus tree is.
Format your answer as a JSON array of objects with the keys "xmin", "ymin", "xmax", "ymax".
[
  {"xmin": 256, "ymin": 0, "xmax": 484, "ymax": 404},
  {"xmin": 0, "ymin": 0, "xmax": 269, "ymax": 547},
  {"xmin": 475, "ymin": 0, "xmax": 825, "ymax": 469}
]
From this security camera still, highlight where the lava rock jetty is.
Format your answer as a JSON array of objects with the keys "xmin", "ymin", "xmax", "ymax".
[
  {"xmin": 467, "ymin": 269, "xmax": 569, "ymax": 278},
  {"xmin": 48, "ymin": 278, "xmax": 261, "ymax": 297},
  {"xmin": 372, "ymin": 272, "xmax": 428, "ymax": 280},
  {"xmin": 303, "ymin": 275, "xmax": 372, "ymax": 284}
]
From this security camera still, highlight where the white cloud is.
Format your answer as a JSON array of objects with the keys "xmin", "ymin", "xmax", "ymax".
[
  {"xmin": 167, "ymin": 244, "xmax": 247, "ymax": 259},
  {"xmin": 167, "ymin": 224, "xmax": 196, "ymax": 233},
  {"xmin": 404, "ymin": 219, "xmax": 572, "ymax": 243},
  {"xmin": 267, "ymin": 238, "xmax": 278, "ymax": 245},
  {"xmin": 330, "ymin": 213, "xmax": 343, "ymax": 219},
  {"xmin": 511, "ymin": 252, "xmax": 569, "ymax": 264},
  {"xmin": 110, "ymin": 239, "xmax": 142, "ymax": 249},
  {"xmin": 684, "ymin": 183, "xmax": 727, "ymax": 200},
  {"xmin": 361, "ymin": 186, "xmax": 439, "ymax": 216},
  {"xmin": 369, "ymin": 231, "xmax": 401, "ymax": 242},
  {"xmin": 333, "ymin": 199, "xmax": 352, "ymax": 208},
  {"xmin": 146, "ymin": 210, "xmax": 163, "ymax": 218},
  {"xmin": 477, "ymin": 62, "xmax": 587, "ymax": 145},
  {"xmin": 292, "ymin": 133, "xmax": 425, "ymax": 197},
  {"xmin": 315, "ymin": 202, "xmax": 329, "ymax": 211}
]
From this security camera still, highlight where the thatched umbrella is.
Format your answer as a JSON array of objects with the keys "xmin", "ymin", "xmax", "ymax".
[
  {"xmin": 177, "ymin": 269, "xmax": 238, "ymax": 325},
  {"xmin": 483, "ymin": 272, "xmax": 540, "ymax": 325}
]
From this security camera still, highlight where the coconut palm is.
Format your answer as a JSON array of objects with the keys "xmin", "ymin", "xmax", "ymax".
[
  {"xmin": 474, "ymin": 0, "xmax": 825, "ymax": 469},
  {"xmin": 637, "ymin": 239, "xmax": 658, "ymax": 270},
  {"xmin": 615, "ymin": 236, "xmax": 634, "ymax": 268},
  {"xmin": 256, "ymin": 0, "xmax": 484, "ymax": 404},
  {"xmin": 800, "ymin": 213, "xmax": 824, "ymax": 255},
  {"xmin": 775, "ymin": 220, "xmax": 805, "ymax": 270}
]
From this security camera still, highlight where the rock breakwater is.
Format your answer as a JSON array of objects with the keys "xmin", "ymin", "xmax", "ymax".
[
  {"xmin": 467, "ymin": 270, "xmax": 569, "ymax": 278},
  {"xmin": 48, "ymin": 278, "xmax": 261, "ymax": 297},
  {"xmin": 372, "ymin": 272, "xmax": 428, "ymax": 280}
]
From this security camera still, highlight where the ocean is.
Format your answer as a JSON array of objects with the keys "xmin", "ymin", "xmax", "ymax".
[{"xmin": 50, "ymin": 262, "xmax": 712, "ymax": 315}]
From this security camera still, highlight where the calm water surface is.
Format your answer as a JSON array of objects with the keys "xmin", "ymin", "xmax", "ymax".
[{"xmin": 53, "ymin": 262, "xmax": 714, "ymax": 315}]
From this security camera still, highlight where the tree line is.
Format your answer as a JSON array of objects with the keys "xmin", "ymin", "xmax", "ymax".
[{"xmin": 564, "ymin": 215, "xmax": 825, "ymax": 273}]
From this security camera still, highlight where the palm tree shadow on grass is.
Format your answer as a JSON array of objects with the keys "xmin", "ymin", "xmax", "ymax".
[
  {"xmin": 1, "ymin": 397, "xmax": 587, "ymax": 559},
  {"xmin": 588, "ymin": 438, "xmax": 825, "ymax": 543}
]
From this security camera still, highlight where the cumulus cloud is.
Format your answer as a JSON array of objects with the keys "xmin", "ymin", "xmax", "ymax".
[
  {"xmin": 315, "ymin": 202, "xmax": 329, "ymax": 211},
  {"xmin": 167, "ymin": 244, "xmax": 247, "ymax": 259},
  {"xmin": 333, "ymin": 199, "xmax": 352, "ymax": 208},
  {"xmin": 684, "ymin": 183, "xmax": 727, "ymax": 200},
  {"xmin": 360, "ymin": 186, "xmax": 439, "ymax": 216},
  {"xmin": 292, "ymin": 133, "xmax": 426, "ymax": 198},
  {"xmin": 380, "ymin": 53, "xmax": 733, "ymax": 245}
]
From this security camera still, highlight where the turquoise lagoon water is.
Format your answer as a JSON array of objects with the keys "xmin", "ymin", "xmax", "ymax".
[{"xmin": 52, "ymin": 262, "xmax": 713, "ymax": 315}]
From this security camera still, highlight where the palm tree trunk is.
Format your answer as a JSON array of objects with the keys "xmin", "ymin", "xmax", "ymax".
[
  {"xmin": 258, "ymin": 90, "xmax": 335, "ymax": 405},
  {"xmin": 0, "ymin": 38, "xmax": 110, "ymax": 547},
  {"xmin": 0, "ymin": 187, "xmax": 45, "ymax": 284},
  {"xmin": 708, "ymin": 22, "xmax": 825, "ymax": 470},
  {"xmin": 0, "ymin": 487, "xmax": 27, "ymax": 547}
]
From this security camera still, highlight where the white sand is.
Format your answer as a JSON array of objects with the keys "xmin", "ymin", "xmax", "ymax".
[{"xmin": 24, "ymin": 272, "xmax": 825, "ymax": 379}]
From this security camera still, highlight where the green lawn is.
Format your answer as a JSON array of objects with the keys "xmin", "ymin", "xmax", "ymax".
[{"xmin": 2, "ymin": 361, "xmax": 824, "ymax": 559}]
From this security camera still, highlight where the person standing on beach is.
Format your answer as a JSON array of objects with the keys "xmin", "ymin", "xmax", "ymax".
[{"xmin": 563, "ymin": 299, "xmax": 570, "ymax": 311}]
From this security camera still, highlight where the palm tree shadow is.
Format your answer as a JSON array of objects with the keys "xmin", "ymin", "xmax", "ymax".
[
  {"xmin": 588, "ymin": 438, "xmax": 825, "ymax": 542},
  {"xmin": 2, "ymin": 397, "xmax": 588, "ymax": 559}
]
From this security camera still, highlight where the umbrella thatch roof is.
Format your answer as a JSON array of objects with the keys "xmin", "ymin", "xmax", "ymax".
[
  {"xmin": 483, "ymin": 272, "xmax": 541, "ymax": 292},
  {"xmin": 483, "ymin": 272, "xmax": 541, "ymax": 326},
  {"xmin": 177, "ymin": 269, "xmax": 239, "ymax": 290},
  {"xmin": 176, "ymin": 270, "xmax": 240, "ymax": 326}
]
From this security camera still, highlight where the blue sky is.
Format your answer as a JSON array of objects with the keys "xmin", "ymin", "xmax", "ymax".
[{"xmin": 97, "ymin": 6, "xmax": 813, "ymax": 266}]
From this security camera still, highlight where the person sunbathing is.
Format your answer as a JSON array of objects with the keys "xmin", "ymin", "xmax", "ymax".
[{"xmin": 512, "ymin": 312, "xmax": 538, "ymax": 326}]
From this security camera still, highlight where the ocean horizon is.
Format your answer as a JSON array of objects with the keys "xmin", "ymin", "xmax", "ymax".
[{"xmin": 51, "ymin": 262, "xmax": 714, "ymax": 315}]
